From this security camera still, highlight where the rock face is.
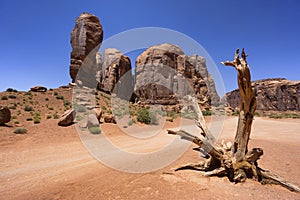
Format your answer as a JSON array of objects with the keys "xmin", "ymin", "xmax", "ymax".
[
  {"xmin": 58, "ymin": 109, "xmax": 76, "ymax": 126},
  {"xmin": 0, "ymin": 106, "xmax": 11, "ymax": 125},
  {"xmin": 100, "ymin": 48, "xmax": 132, "ymax": 94},
  {"xmin": 30, "ymin": 86, "xmax": 47, "ymax": 92},
  {"xmin": 134, "ymin": 43, "xmax": 219, "ymax": 108},
  {"xmin": 226, "ymin": 78, "xmax": 300, "ymax": 111},
  {"xmin": 70, "ymin": 12, "xmax": 103, "ymax": 84}
]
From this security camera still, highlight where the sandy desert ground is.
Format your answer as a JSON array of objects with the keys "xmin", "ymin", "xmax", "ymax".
[{"xmin": 0, "ymin": 116, "xmax": 299, "ymax": 200}]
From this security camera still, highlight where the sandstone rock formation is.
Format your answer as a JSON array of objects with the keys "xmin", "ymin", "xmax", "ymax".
[
  {"xmin": 134, "ymin": 43, "xmax": 219, "ymax": 109},
  {"xmin": 30, "ymin": 86, "xmax": 47, "ymax": 92},
  {"xmin": 226, "ymin": 78, "xmax": 300, "ymax": 111},
  {"xmin": 100, "ymin": 48, "xmax": 132, "ymax": 94},
  {"xmin": 58, "ymin": 109, "xmax": 76, "ymax": 126},
  {"xmin": 0, "ymin": 106, "xmax": 11, "ymax": 125},
  {"xmin": 70, "ymin": 12, "xmax": 103, "ymax": 85}
]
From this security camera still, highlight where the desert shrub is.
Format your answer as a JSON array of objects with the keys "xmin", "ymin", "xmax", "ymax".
[
  {"xmin": 53, "ymin": 113, "xmax": 60, "ymax": 119},
  {"xmin": 63, "ymin": 100, "xmax": 71, "ymax": 107},
  {"xmin": 45, "ymin": 98, "xmax": 49, "ymax": 101},
  {"xmin": 49, "ymin": 88, "xmax": 53, "ymax": 91},
  {"xmin": 17, "ymin": 110, "xmax": 22, "ymax": 115},
  {"xmin": 74, "ymin": 104, "xmax": 86, "ymax": 113},
  {"xmin": 11, "ymin": 116, "xmax": 17, "ymax": 120},
  {"xmin": 53, "ymin": 91, "xmax": 58, "ymax": 96},
  {"xmin": 24, "ymin": 105, "xmax": 34, "ymax": 112},
  {"xmin": 13, "ymin": 128, "xmax": 27, "ymax": 134},
  {"xmin": 128, "ymin": 119, "xmax": 135, "ymax": 126},
  {"xmin": 89, "ymin": 126, "xmax": 101, "ymax": 134},
  {"xmin": 6, "ymin": 88, "xmax": 18, "ymax": 92},
  {"xmin": 48, "ymin": 107, "xmax": 54, "ymax": 110},
  {"xmin": 56, "ymin": 95, "xmax": 64, "ymax": 100},
  {"xmin": 26, "ymin": 117, "xmax": 33, "ymax": 121},
  {"xmin": 167, "ymin": 118, "xmax": 174, "ymax": 122},
  {"xmin": 9, "ymin": 103, "xmax": 17, "ymax": 109},
  {"xmin": 136, "ymin": 108, "xmax": 158, "ymax": 125},
  {"xmin": 1, "ymin": 96, "xmax": 8, "ymax": 100},
  {"xmin": 33, "ymin": 112, "xmax": 41, "ymax": 124},
  {"xmin": 75, "ymin": 115, "xmax": 83, "ymax": 121},
  {"xmin": 14, "ymin": 120, "xmax": 20, "ymax": 124},
  {"xmin": 46, "ymin": 115, "xmax": 52, "ymax": 119},
  {"xmin": 8, "ymin": 95, "xmax": 17, "ymax": 99},
  {"xmin": 232, "ymin": 110, "xmax": 240, "ymax": 116},
  {"xmin": 202, "ymin": 110, "xmax": 213, "ymax": 116}
]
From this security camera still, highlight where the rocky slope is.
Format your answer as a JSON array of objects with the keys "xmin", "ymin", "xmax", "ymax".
[
  {"xmin": 226, "ymin": 78, "xmax": 300, "ymax": 111},
  {"xmin": 134, "ymin": 43, "xmax": 219, "ymax": 109},
  {"xmin": 70, "ymin": 12, "xmax": 103, "ymax": 84}
]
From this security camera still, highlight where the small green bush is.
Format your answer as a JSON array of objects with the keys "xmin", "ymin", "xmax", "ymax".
[
  {"xmin": 48, "ymin": 107, "xmax": 54, "ymax": 110},
  {"xmin": 54, "ymin": 91, "xmax": 58, "ymax": 96},
  {"xmin": 14, "ymin": 120, "xmax": 20, "ymax": 124},
  {"xmin": 74, "ymin": 104, "xmax": 86, "ymax": 113},
  {"xmin": 56, "ymin": 95, "xmax": 64, "ymax": 100},
  {"xmin": 26, "ymin": 117, "xmax": 33, "ymax": 121},
  {"xmin": 8, "ymin": 95, "xmax": 17, "ymax": 99},
  {"xmin": 46, "ymin": 115, "xmax": 52, "ymax": 119},
  {"xmin": 202, "ymin": 110, "xmax": 213, "ymax": 116},
  {"xmin": 1, "ymin": 96, "xmax": 8, "ymax": 100},
  {"xmin": 24, "ymin": 105, "xmax": 34, "ymax": 112},
  {"xmin": 89, "ymin": 126, "xmax": 101, "ymax": 134},
  {"xmin": 128, "ymin": 119, "xmax": 135, "ymax": 126},
  {"xmin": 14, "ymin": 128, "xmax": 27, "ymax": 134},
  {"xmin": 53, "ymin": 113, "xmax": 60, "ymax": 119},
  {"xmin": 63, "ymin": 100, "xmax": 71, "ymax": 107},
  {"xmin": 136, "ymin": 108, "xmax": 158, "ymax": 125}
]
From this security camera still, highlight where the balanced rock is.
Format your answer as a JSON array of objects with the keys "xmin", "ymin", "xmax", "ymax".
[
  {"xmin": 58, "ymin": 109, "xmax": 76, "ymax": 126},
  {"xmin": 70, "ymin": 12, "xmax": 103, "ymax": 85},
  {"xmin": 30, "ymin": 86, "xmax": 47, "ymax": 92},
  {"xmin": 134, "ymin": 43, "xmax": 219, "ymax": 109},
  {"xmin": 226, "ymin": 78, "xmax": 300, "ymax": 111},
  {"xmin": 0, "ymin": 106, "xmax": 11, "ymax": 125},
  {"xmin": 100, "ymin": 48, "xmax": 132, "ymax": 94},
  {"xmin": 87, "ymin": 114, "xmax": 99, "ymax": 128}
]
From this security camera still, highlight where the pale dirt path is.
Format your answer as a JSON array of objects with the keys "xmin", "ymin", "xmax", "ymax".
[{"xmin": 0, "ymin": 117, "xmax": 299, "ymax": 199}]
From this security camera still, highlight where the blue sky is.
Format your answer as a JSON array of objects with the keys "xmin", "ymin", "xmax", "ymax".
[{"xmin": 0, "ymin": 0, "xmax": 299, "ymax": 96}]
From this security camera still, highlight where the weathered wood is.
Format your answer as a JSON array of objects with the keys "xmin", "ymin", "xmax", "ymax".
[{"xmin": 221, "ymin": 48, "xmax": 256, "ymax": 162}]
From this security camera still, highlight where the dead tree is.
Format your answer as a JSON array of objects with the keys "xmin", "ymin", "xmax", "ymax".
[{"xmin": 167, "ymin": 48, "xmax": 300, "ymax": 192}]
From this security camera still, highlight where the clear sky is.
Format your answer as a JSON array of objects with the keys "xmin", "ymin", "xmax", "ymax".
[{"xmin": 0, "ymin": 0, "xmax": 299, "ymax": 96}]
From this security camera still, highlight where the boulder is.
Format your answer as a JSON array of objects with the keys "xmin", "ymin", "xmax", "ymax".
[
  {"xmin": 226, "ymin": 78, "xmax": 300, "ymax": 111},
  {"xmin": 58, "ymin": 109, "xmax": 76, "ymax": 126},
  {"xmin": 70, "ymin": 12, "xmax": 103, "ymax": 86},
  {"xmin": 30, "ymin": 86, "xmax": 47, "ymax": 92},
  {"xmin": 104, "ymin": 115, "xmax": 116, "ymax": 124},
  {"xmin": 0, "ymin": 106, "xmax": 11, "ymax": 125},
  {"xmin": 87, "ymin": 114, "xmax": 99, "ymax": 128}
]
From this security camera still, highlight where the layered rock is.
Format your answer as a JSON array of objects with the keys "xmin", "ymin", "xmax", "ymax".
[
  {"xmin": 100, "ymin": 48, "xmax": 132, "ymax": 96},
  {"xmin": 70, "ymin": 12, "xmax": 103, "ymax": 85},
  {"xmin": 134, "ymin": 43, "xmax": 219, "ymax": 108},
  {"xmin": 226, "ymin": 78, "xmax": 300, "ymax": 111}
]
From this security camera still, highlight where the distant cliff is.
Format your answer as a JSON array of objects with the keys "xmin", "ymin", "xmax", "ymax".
[{"xmin": 226, "ymin": 78, "xmax": 300, "ymax": 111}]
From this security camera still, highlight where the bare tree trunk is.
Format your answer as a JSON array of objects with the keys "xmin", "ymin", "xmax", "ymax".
[
  {"xmin": 221, "ymin": 48, "xmax": 256, "ymax": 162},
  {"xmin": 167, "ymin": 48, "xmax": 300, "ymax": 192}
]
